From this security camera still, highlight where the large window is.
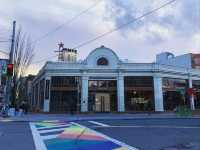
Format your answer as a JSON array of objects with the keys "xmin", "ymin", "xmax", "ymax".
[
  {"xmin": 162, "ymin": 78, "xmax": 188, "ymax": 111},
  {"xmin": 124, "ymin": 77, "xmax": 154, "ymax": 111},
  {"xmin": 193, "ymin": 80, "xmax": 200, "ymax": 109},
  {"xmin": 125, "ymin": 76, "xmax": 153, "ymax": 87},
  {"xmin": 88, "ymin": 80, "xmax": 117, "ymax": 112},
  {"xmin": 51, "ymin": 91, "xmax": 78, "ymax": 113},
  {"xmin": 45, "ymin": 80, "xmax": 50, "ymax": 99},
  {"xmin": 51, "ymin": 76, "xmax": 77, "ymax": 87},
  {"xmin": 50, "ymin": 76, "xmax": 80, "ymax": 113},
  {"xmin": 39, "ymin": 79, "xmax": 45, "ymax": 110}
]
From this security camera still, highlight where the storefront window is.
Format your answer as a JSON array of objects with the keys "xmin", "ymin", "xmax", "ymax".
[
  {"xmin": 98, "ymin": 81, "xmax": 107, "ymax": 88},
  {"xmin": 50, "ymin": 76, "xmax": 80, "ymax": 113},
  {"xmin": 163, "ymin": 78, "xmax": 188, "ymax": 111},
  {"xmin": 39, "ymin": 79, "xmax": 45, "ymax": 110},
  {"xmin": 51, "ymin": 76, "xmax": 77, "ymax": 87},
  {"xmin": 45, "ymin": 80, "xmax": 50, "ymax": 99},
  {"xmin": 193, "ymin": 80, "xmax": 200, "ymax": 109},
  {"xmin": 88, "ymin": 80, "xmax": 117, "ymax": 112},
  {"xmin": 89, "ymin": 81, "xmax": 98, "ymax": 88},
  {"xmin": 124, "ymin": 76, "xmax": 154, "ymax": 111}
]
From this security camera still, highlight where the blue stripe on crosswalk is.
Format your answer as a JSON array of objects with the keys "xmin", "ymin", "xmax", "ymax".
[
  {"xmin": 40, "ymin": 130, "xmax": 64, "ymax": 136},
  {"xmin": 38, "ymin": 125, "xmax": 70, "ymax": 131}
]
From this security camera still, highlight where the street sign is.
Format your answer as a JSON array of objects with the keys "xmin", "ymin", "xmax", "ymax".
[{"xmin": 0, "ymin": 59, "xmax": 8, "ymax": 74}]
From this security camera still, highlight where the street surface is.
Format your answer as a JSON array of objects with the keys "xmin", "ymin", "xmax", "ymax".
[
  {"xmin": 30, "ymin": 120, "xmax": 136, "ymax": 150},
  {"xmin": 0, "ymin": 121, "xmax": 35, "ymax": 150},
  {"xmin": 0, "ymin": 118, "xmax": 200, "ymax": 150},
  {"xmin": 77, "ymin": 118, "xmax": 200, "ymax": 150}
]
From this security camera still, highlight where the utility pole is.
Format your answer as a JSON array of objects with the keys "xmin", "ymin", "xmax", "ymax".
[
  {"xmin": 6, "ymin": 21, "xmax": 16, "ymax": 105},
  {"xmin": 9, "ymin": 21, "xmax": 16, "ymax": 64}
]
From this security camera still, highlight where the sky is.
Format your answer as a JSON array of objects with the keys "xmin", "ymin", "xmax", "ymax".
[{"xmin": 0, "ymin": 0, "xmax": 200, "ymax": 75}]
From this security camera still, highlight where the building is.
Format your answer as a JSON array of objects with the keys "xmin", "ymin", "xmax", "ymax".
[
  {"xmin": 0, "ymin": 53, "xmax": 9, "ymax": 106},
  {"xmin": 32, "ymin": 46, "xmax": 200, "ymax": 113},
  {"xmin": 18, "ymin": 75, "xmax": 35, "ymax": 109}
]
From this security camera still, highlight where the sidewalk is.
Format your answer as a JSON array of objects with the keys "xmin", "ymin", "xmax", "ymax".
[{"xmin": 1, "ymin": 112, "xmax": 200, "ymax": 122}]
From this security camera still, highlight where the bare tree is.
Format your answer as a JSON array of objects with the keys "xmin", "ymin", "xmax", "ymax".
[{"xmin": 10, "ymin": 28, "xmax": 34, "ymax": 106}]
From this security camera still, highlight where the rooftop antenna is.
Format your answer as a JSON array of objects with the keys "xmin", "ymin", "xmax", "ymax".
[{"xmin": 55, "ymin": 42, "xmax": 64, "ymax": 61}]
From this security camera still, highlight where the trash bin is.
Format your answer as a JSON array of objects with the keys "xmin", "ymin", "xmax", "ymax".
[{"xmin": 18, "ymin": 109, "xmax": 23, "ymax": 116}]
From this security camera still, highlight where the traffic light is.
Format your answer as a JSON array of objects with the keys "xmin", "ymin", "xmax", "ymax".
[{"xmin": 7, "ymin": 64, "xmax": 14, "ymax": 76}]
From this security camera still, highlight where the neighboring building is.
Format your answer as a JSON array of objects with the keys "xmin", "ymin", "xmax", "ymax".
[
  {"xmin": 0, "ymin": 58, "xmax": 8, "ymax": 105},
  {"xmin": 156, "ymin": 52, "xmax": 200, "ymax": 69},
  {"xmin": 19, "ymin": 75, "xmax": 35, "ymax": 109},
  {"xmin": 31, "ymin": 46, "xmax": 200, "ymax": 113}
]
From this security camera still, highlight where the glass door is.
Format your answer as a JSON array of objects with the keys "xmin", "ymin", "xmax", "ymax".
[{"xmin": 95, "ymin": 93, "xmax": 110, "ymax": 112}]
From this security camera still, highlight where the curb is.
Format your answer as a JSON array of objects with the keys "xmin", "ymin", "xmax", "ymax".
[{"xmin": 1, "ymin": 116, "xmax": 200, "ymax": 123}]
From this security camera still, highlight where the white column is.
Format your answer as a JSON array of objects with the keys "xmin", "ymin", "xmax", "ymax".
[
  {"xmin": 117, "ymin": 75, "xmax": 125, "ymax": 112},
  {"xmin": 189, "ymin": 78, "xmax": 195, "ymax": 110},
  {"xmin": 154, "ymin": 76, "xmax": 164, "ymax": 112},
  {"xmin": 43, "ymin": 77, "xmax": 51, "ymax": 112},
  {"xmin": 81, "ymin": 76, "xmax": 88, "ymax": 112}
]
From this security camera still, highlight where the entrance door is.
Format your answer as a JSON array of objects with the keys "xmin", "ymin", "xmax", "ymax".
[{"xmin": 95, "ymin": 93, "xmax": 110, "ymax": 112}]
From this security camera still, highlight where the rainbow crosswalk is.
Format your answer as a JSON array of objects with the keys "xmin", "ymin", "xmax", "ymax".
[{"xmin": 30, "ymin": 120, "xmax": 137, "ymax": 150}]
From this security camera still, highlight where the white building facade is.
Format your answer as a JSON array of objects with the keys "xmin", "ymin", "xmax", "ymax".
[{"xmin": 32, "ymin": 46, "xmax": 200, "ymax": 113}]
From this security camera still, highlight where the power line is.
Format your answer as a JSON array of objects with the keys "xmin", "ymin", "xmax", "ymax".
[
  {"xmin": 32, "ymin": 0, "xmax": 103, "ymax": 64},
  {"xmin": 32, "ymin": 0, "xmax": 103, "ymax": 44},
  {"xmin": 32, "ymin": 55, "xmax": 57, "ymax": 64},
  {"xmin": 73, "ymin": 0, "xmax": 177, "ymax": 49},
  {"xmin": 32, "ymin": 0, "xmax": 177, "ymax": 64}
]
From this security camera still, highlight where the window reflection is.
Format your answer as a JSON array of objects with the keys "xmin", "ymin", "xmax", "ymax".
[{"xmin": 124, "ymin": 76, "xmax": 154, "ymax": 111}]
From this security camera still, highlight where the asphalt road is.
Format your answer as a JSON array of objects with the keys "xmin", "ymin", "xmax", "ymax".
[
  {"xmin": 77, "ymin": 118, "xmax": 200, "ymax": 150},
  {"xmin": 0, "ymin": 121, "xmax": 35, "ymax": 150},
  {"xmin": 0, "ymin": 118, "xmax": 200, "ymax": 150}
]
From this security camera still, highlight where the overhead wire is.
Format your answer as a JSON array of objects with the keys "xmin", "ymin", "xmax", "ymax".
[
  {"xmin": 32, "ymin": 0, "xmax": 103, "ymax": 44},
  {"xmin": 73, "ymin": 0, "xmax": 177, "ymax": 49},
  {"xmin": 32, "ymin": 0, "xmax": 177, "ymax": 64},
  {"xmin": 31, "ymin": 0, "xmax": 103, "ymax": 64}
]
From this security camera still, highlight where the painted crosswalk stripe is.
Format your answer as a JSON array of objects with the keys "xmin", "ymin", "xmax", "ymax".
[
  {"xmin": 30, "ymin": 122, "xmax": 47, "ymax": 150},
  {"xmin": 40, "ymin": 130, "xmax": 64, "ymax": 136},
  {"xmin": 72, "ymin": 122, "xmax": 138, "ymax": 150},
  {"xmin": 37, "ymin": 124, "xmax": 70, "ymax": 130},
  {"xmin": 41, "ymin": 134, "xmax": 59, "ymax": 140},
  {"xmin": 30, "ymin": 121, "xmax": 138, "ymax": 150},
  {"xmin": 38, "ymin": 125, "xmax": 70, "ymax": 131},
  {"xmin": 89, "ymin": 121, "xmax": 110, "ymax": 127},
  {"xmin": 39, "ymin": 127, "xmax": 66, "ymax": 134}
]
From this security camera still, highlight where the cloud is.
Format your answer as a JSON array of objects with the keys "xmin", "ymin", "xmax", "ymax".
[
  {"xmin": 0, "ymin": 0, "xmax": 199, "ymax": 75},
  {"xmin": 104, "ymin": 0, "xmax": 200, "ymax": 42}
]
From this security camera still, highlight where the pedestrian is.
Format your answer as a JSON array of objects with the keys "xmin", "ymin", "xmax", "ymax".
[
  {"xmin": 19, "ymin": 101, "xmax": 25, "ymax": 116},
  {"xmin": 24, "ymin": 102, "xmax": 28, "ymax": 114}
]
